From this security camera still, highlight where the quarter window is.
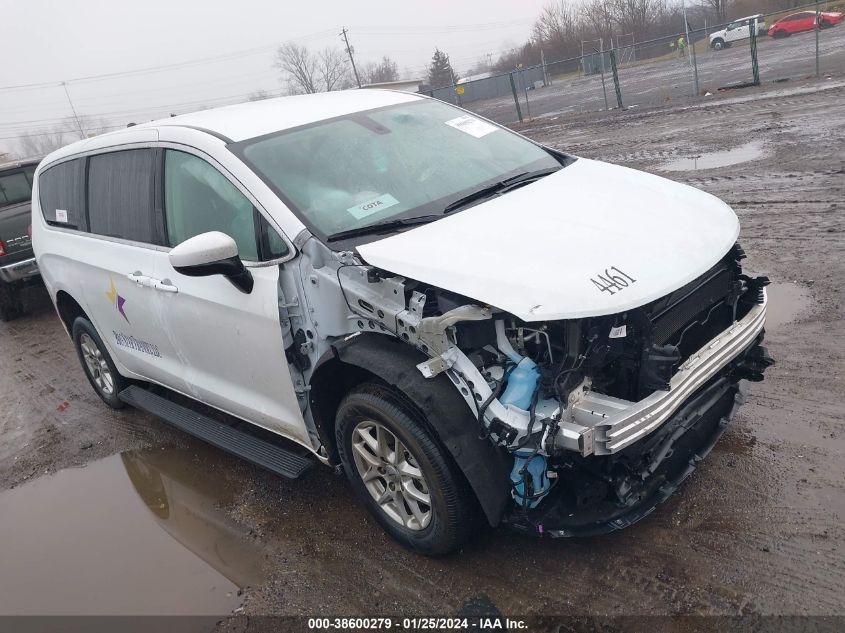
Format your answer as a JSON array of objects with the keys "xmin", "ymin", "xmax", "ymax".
[
  {"xmin": 38, "ymin": 159, "xmax": 88, "ymax": 230},
  {"xmin": 88, "ymin": 149, "xmax": 159, "ymax": 244}
]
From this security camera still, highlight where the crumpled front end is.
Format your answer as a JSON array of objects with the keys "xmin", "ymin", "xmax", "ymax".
[{"xmin": 341, "ymin": 242, "xmax": 772, "ymax": 534}]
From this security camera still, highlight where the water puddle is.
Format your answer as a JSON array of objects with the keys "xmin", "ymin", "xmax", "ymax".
[
  {"xmin": 765, "ymin": 282, "xmax": 813, "ymax": 332},
  {"xmin": 658, "ymin": 140, "xmax": 766, "ymax": 171},
  {"xmin": 0, "ymin": 447, "xmax": 266, "ymax": 616}
]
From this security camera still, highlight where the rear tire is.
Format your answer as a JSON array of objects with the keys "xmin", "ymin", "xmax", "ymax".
[
  {"xmin": 0, "ymin": 283, "xmax": 23, "ymax": 322},
  {"xmin": 336, "ymin": 383, "xmax": 479, "ymax": 556},
  {"xmin": 72, "ymin": 317, "xmax": 127, "ymax": 409}
]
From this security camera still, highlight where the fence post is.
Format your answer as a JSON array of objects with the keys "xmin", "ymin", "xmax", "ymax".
[
  {"xmin": 508, "ymin": 72, "xmax": 524, "ymax": 123},
  {"xmin": 609, "ymin": 49, "xmax": 624, "ymax": 109},
  {"xmin": 815, "ymin": 0, "xmax": 821, "ymax": 77},
  {"xmin": 749, "ymin": 23, "xmax": 760, "ymax": 85}
]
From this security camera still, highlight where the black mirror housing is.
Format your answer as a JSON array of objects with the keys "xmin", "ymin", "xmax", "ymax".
[{"xmin": 173, "ymin": 255, "xmax": 254, "ymax": 294}]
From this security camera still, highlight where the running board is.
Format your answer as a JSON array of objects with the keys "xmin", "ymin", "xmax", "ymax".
[{"xmin": 118, "ymin": 385, "xmax": 314, "ymax": 479}]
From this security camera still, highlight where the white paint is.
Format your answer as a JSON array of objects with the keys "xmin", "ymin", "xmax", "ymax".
[
  {"xmin": 169, "ymin": 231, "xmax": 237, "ymax": 268},
  {"xmin": 358, "ymin": 158, "xmax": 740, "ymax": 322}
]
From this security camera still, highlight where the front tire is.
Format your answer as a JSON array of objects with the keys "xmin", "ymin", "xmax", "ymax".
[
  {"xmin": 336, "ymin": 383, "xmax": 479, "ymax": 556},
  {"xmin": 72, "ymin": 317, "xmax": 127, "ymax": 409},
  {"xmin": 711, "ymin": 38, "xmax": 725, "ymax": 50}
]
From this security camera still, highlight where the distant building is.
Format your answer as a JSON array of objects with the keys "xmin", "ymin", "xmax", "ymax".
[{"xmin": 362, "ymin": 78, "xmax": 424, "ymax": 93}]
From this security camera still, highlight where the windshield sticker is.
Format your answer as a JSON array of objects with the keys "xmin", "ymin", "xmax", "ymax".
[
  {"xmin": 445, "ymin": 115, "xmax": 498, "ymax": 138},
  {"xmin": 347, "ymin": 194, "xmax": 399, "ymax": 220},
  {"xmin": 609, "ymin": 325, "xmax": 627, "ymax": 339},
  {"xmin": 55, "ymin": 209, "xmax": 68, "ymax": 223}
]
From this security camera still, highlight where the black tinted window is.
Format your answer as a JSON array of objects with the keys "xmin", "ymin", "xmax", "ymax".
[
  {"xmin": 88, "ymin": 149, "xmax": 161, "ymax": 244},
  {"xmin": 38, "ymin": 159, "xmax": 88, "ymax": 230}
]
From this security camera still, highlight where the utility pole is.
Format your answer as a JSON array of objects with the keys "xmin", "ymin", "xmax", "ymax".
[
  {"xmin": 61, "ymin": 81, "xmax": 85, "ymax": 137},
  {"xmin": 340, "ymin": 27, "xmax": 362, "ymax": 88},
  {"xmin": 682, "ymin": 0, "xmax": 700, "ymax": 97}
]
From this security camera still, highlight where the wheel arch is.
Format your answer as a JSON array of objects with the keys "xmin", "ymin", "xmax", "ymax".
[
  {"xmin": 55, "ymin": 290, "xmax": 89, "ymax": 337},
  {"xmin": 309, "ymin": 333, "xmax": 512, "ymax": 526}
]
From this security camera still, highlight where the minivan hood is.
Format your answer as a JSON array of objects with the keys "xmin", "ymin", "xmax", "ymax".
[{"xmin": 356, "ymin": 158, "xmax": 739, "ymax": 322}]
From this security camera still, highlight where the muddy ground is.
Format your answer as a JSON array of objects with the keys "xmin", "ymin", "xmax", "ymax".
[{"xmin": 0, "ymin": 77, "xmax": 843, "ymax": 623}]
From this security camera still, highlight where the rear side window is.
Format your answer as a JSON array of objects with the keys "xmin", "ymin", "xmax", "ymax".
[
  {"xmin": 164, "ymin": 150, "xmax": 261, "ymax": 261},
  {"xmin": 38, "ymin": 159, "xmax": 88, "ymax": 230},
  {"xmin": 88, "ymin": 149, "xmax": 160, "ymax": 244},
  {"xmin": 0, "ymin": 166, "xmax": 35, "ymax": 208}
]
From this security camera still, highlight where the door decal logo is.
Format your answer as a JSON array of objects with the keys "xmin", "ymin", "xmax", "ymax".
[{"xmin": 107, "ymin": 277, "xmax": 130, "ymax": 323}]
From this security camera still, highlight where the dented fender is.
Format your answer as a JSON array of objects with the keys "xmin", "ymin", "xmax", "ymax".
[{"xmin": 330, "ymin": 333, "xmax": 512, "ymax": 526}]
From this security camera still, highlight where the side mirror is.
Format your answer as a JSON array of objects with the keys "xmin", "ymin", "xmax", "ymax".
[{"xmin": 169, "ymin": 231, "xmax": 254, "ymax": 294}]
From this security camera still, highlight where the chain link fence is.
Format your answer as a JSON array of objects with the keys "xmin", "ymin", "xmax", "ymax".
[{"xmin": 424, "ymin": 0, "xmax": 845, "ymax": 126}]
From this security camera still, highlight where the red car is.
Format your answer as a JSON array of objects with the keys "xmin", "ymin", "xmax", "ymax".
[{"xmin": 768, "ymin": 10, "xmax": 844, "ymax": 37}]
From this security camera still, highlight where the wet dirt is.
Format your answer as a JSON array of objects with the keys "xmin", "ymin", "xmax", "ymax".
[
  {"xmin": 764, "ymin": 282, "xmax": 814, "ymax": 332},
  {"xmin": 657, "ymin": 140, "xmax": 766, "ymax": 172},
  {"xmin": 1, "ymin": 78, "xmax": 844, "ymax": 620},
  {"xmin": 0, "ymin": 447, "xmax": 265, "ymax": 616}
]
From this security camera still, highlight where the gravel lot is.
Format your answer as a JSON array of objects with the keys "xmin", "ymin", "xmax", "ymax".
[{"xmin": 0, "ymin": 77, "xmax": 843, "ymax": 624}]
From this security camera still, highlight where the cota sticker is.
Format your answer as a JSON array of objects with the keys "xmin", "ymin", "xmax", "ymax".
[{"xmin": 347, "ymin": 194, "xmax": 399, "ymax": 219}]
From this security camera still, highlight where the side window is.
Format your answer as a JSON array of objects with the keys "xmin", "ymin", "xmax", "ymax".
[
  {"xmin": 88, "ymin": 149, "xmax": 159, "ymax": 244},
  {"xmin": 164, "ymin": 150, "xmax": 288, "ymax": 262},
  {"xmin": 38, "ymin": 159, "xmax": 88, "ymax": 230}
]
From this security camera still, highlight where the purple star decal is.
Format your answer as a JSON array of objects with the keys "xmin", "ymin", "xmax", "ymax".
[{"xmin": 117, "ymin": 294, "xmax": 129, "ymax": 323}]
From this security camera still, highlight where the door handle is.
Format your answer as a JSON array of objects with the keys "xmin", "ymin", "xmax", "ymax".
[
  {"xmin": 127, "ymin": 271, "xmax": 154, "ymax": 287},
  {"xmin": 153, "ymin": 278, "xmax": 179, "ymax": 294}
]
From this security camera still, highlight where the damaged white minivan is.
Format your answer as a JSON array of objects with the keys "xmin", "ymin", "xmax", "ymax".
[{"xmin": 32, "ymin": 90, "xmax": 772, "ymax": 555}]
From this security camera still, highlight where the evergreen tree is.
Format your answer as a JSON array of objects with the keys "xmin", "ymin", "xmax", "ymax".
[{"xmin": 427, "ymin": 49, "xmax": 459, "ymax": 88}]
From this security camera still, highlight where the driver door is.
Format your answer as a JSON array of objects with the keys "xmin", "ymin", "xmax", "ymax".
[{"xmin": 148, "ymin": 147, "xmax": 311, "ymax": 449}]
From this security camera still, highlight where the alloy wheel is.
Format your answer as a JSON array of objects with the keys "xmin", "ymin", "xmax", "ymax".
[
  {"xmin": 80, "ymin": 333, "xmax": 115, "ymax": 396},
  {"xmin": 351, "ymin": 420, "xmax": 432, "ymax": 530}
]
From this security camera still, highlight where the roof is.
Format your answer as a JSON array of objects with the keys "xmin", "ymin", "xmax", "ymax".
[
  {"xmin": 137, "ymin": 88, "xmax": 422, "ymax": 142},
  {"xmin": 0, "ymin": 156, "xmax": 43, "ymax": 171}
]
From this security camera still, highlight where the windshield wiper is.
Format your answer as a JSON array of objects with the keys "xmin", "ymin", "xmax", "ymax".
[
  {"xmin": 442, "ymin": 167, "xmax": 560, "ymax": 215},
  {"xmin": 326, "ymin": 214, "xmax": 442, "ymax": 242}
]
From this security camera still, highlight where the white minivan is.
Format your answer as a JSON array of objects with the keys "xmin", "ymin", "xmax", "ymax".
[{"xmin": 32, "ymin": 90, "xmax": 772, "ymax": 555}]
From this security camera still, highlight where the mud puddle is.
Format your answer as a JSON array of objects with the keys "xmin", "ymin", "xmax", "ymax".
[
  {"xmin": 0, "ymin": 447, "xmax": 266, "ymax": 616},
  {"xmin": 658, "ymin": 140, "xmax": 766, "ymax": 171},
  {"xmin": 765, "ymin": 282, "xmax": 813, "ymax": 331}
]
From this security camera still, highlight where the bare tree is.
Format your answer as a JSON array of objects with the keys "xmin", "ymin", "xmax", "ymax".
[
  {"xmin": 317, "ymin": 47, "xmax": 351, "ymax": 92},
  {"xmin": 274, "ymin": 42, "xmax": 318, "ymax": 94},
  {"xmin": 275, "ymin": 42, "xmax": 353, "ymax": 93},
  {"xmin": 247, "ymin": 89, "xmax": 273, "ymax": 101},
  {"xmin": 699, "ymin": 0, "xmax": 729, "ymax": 22},
  {"xmin": 16, "ymin": 115, "xmax": 110, "ymax": 157},
  {"xmin": 612, "ymin": 0, "xmax": 660, "ymax": 38},
  {"xmin": 583, "ymin": 0, "xmax": 616, "ymax": 43},
  {"xmin": 362, "ymin": 56, "xmax": 400, "ymax": 84}
]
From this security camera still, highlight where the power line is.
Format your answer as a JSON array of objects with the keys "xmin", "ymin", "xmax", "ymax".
[{"xmin": 0, "ymin": 28, "xmax": 336, "ymax": 92}]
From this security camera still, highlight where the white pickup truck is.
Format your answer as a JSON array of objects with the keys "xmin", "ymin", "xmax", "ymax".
[{"xmin": 710, "ymin": 14, "xmax": 767, "ymax": 50}]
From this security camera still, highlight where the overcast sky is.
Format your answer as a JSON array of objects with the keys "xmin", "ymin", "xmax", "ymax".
[{"xmin": 0, "ymin": 0, "xmax": 549, "ymax": 156}]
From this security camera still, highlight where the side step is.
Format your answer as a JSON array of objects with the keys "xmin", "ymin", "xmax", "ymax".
[{"xmin": 119, "ymin": 385, "xmax": 314, "ymax": 479}]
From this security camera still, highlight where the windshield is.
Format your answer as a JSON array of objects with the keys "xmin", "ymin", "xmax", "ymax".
[
  {"xmin": 235, "ymin": 99, "xmax": 562, "ymax": 242},
  {"xmin": 0, "ymin": 166, "xmax": 35, "ymax": 208}
]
